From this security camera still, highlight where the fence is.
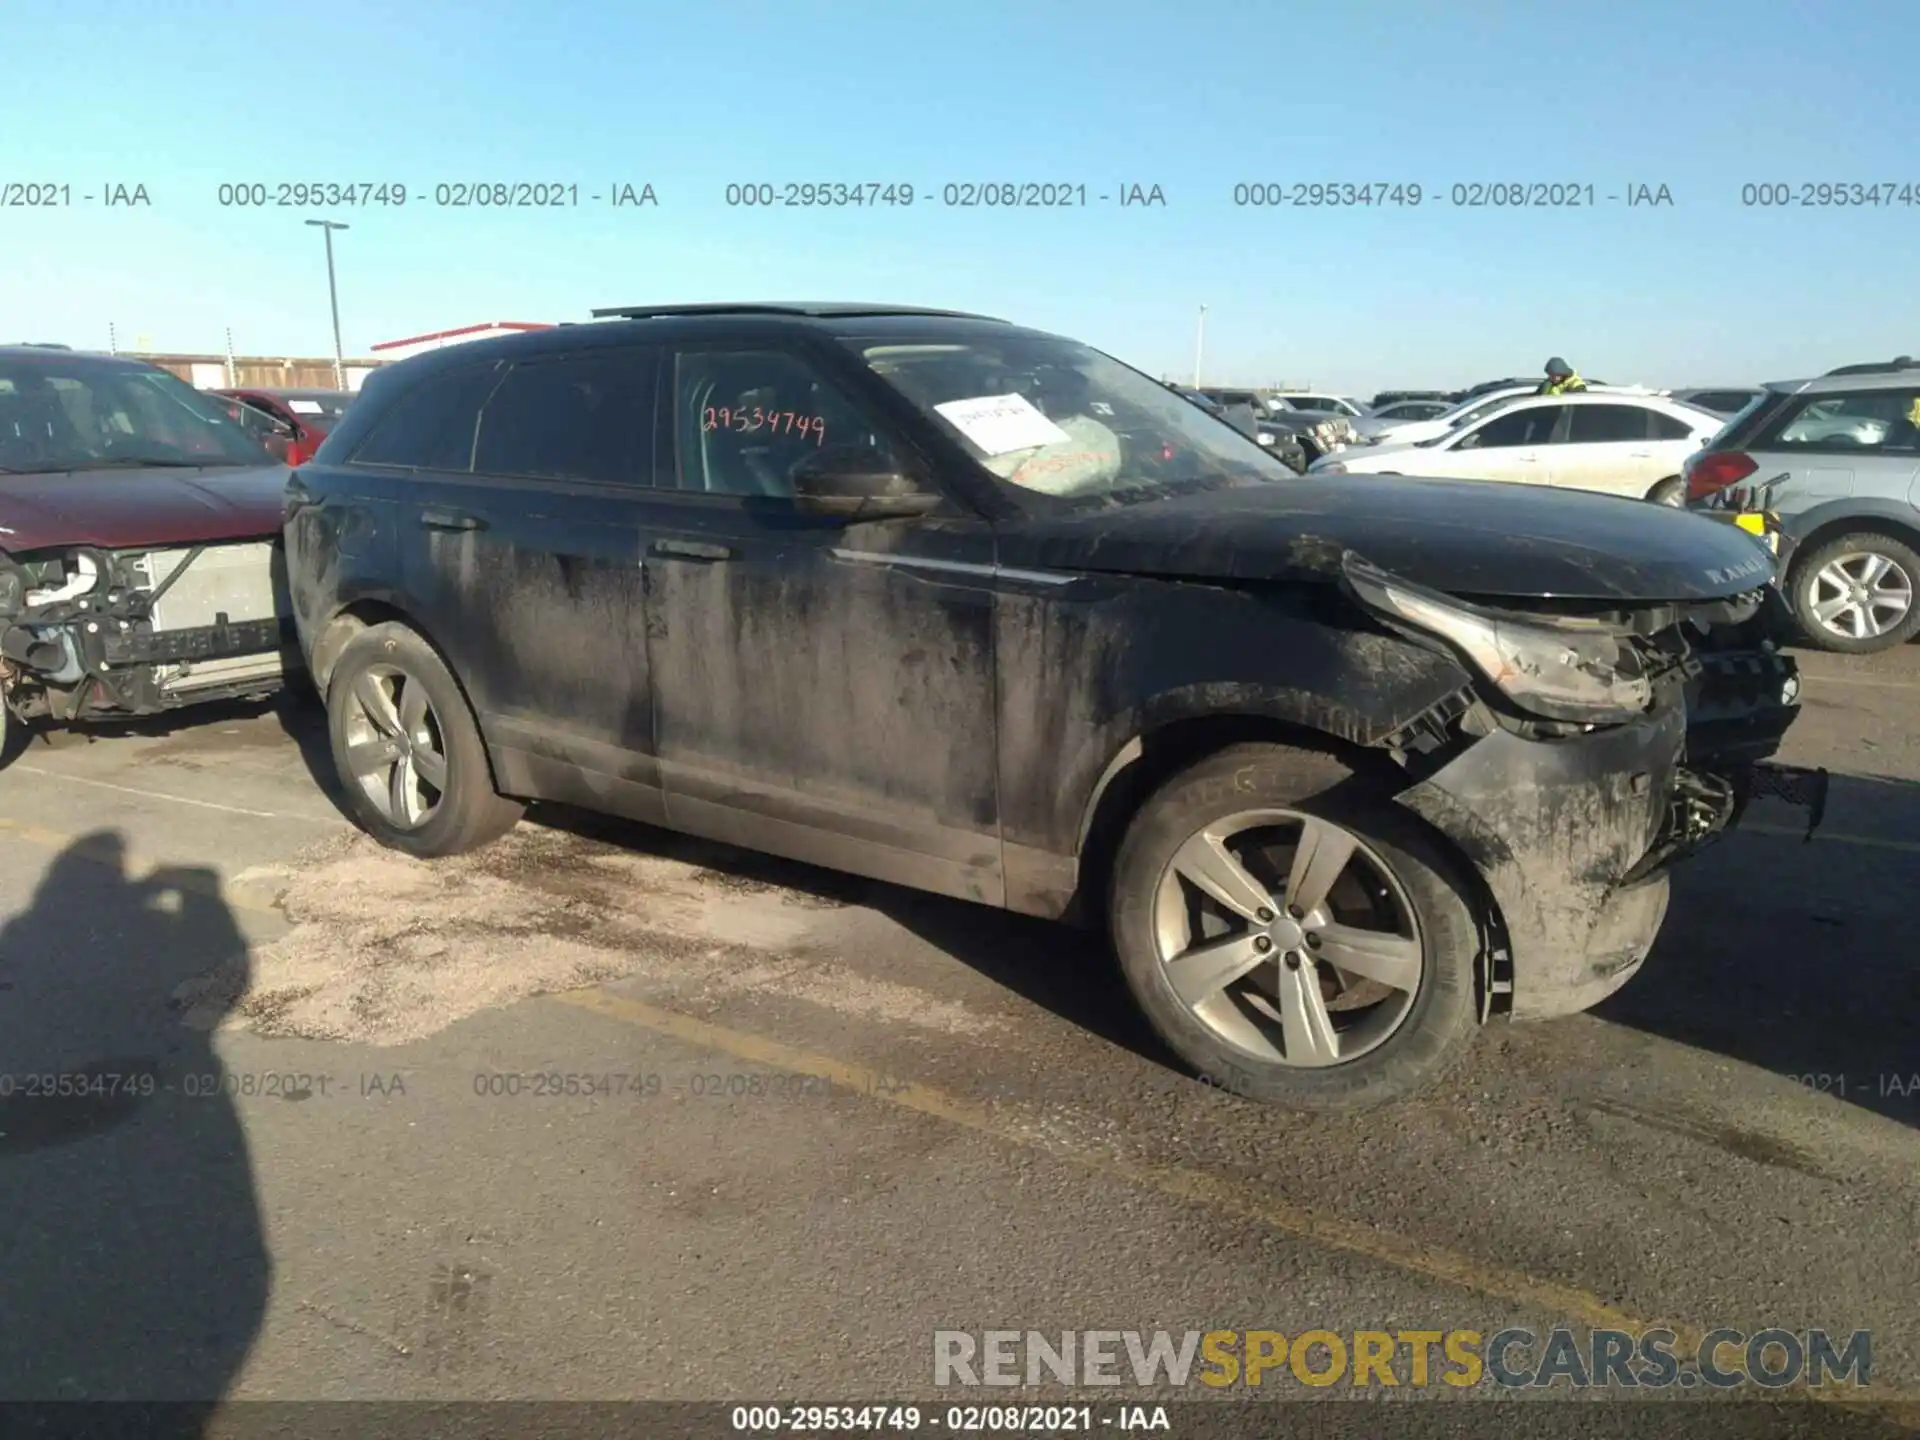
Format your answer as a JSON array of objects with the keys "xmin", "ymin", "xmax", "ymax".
[{"xmin": 131, "ymin": 353, "xmax": 384, "ymax": 391}]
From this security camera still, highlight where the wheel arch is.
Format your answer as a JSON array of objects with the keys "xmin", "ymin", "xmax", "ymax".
[
  {"xmin": 313, "ymin": 598, "xmax": 514, "ymax": 796},
  {"xmin": 1067, "ymin": 709, "xmax": 1513, "ymax": 1020},
  {"xmin": 1070, "ymin": 709, "xmax": 1403, "ymax": 926},
  {"xmin": 1782, "ymin": 504, "xmax": 1920, "ymax": 586}
]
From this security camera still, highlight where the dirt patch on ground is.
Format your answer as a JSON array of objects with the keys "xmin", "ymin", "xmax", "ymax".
[
  {"xmin": 179, "ymin": 821, "xmax": 1011, "ymax": 1046},
  {"xmin": 173, "ymin": 823, "xmax": 835, "ymax": 1045}
]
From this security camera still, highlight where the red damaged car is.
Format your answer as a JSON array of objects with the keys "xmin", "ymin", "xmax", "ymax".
[
  {"xmin": 0, "ymin": 347, "xmax": 297, "ymax": 749},
  {"xmin": 215, "ymin": 386, "xmax": 357, "ymax": 466}
]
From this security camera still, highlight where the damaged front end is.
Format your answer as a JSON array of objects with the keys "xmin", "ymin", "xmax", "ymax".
[
  {"xmin": 0, "ymin": 541, "xmax": 296, "ymax": 729},
  {"xmin": 1340, "ymin": 554, "xmax": 1821, "ymax": 1021}
]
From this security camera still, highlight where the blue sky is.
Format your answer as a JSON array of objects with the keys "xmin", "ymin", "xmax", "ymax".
[{"xmin": 3, "ymin": 0, "xmax": 1915, "ymax": 392}]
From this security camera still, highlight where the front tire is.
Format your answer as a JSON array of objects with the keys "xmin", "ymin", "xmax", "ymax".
[
  {"xmin": 325, "ymin": 622, "xmax": 525, "ymax": 857},
  {"xmin": 1786, "ymin": 532, "xmax": 1920, "ymax": 654},
  {"xmin": 1108, "ymin": 743, "xmax": 1482, "ymax": 1111}
]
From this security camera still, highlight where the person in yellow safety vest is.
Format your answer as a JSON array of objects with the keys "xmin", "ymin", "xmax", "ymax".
[{"xmin": 1536, "ymin": 357, "xmax": 1588, "ymax": 395}]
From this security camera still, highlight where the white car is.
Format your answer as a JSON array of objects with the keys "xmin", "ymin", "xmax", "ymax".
[
  {"xmin": 1273, "ymin": 392, "xmax": 1367, "ymax": 419},
  {"xmin": 1354, "ymin": 383, "xmax": 1669, "ymax": 447},
  {"xmin": 1310, "ymin": 391, "xmax": 1726, "ymax": 504}
]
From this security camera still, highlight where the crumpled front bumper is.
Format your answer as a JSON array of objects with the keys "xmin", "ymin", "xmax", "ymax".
[
  {"xmin": 1394, "ymin": 648, "xmax": 1822, "ymax": 1020},
  {"xmin": 1397, "ymin": 703, "xmax": 1688, "ymax": 1019}
]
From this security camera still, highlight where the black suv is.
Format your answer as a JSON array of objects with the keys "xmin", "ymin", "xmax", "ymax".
[{"xmin": 285, "ymin": 303, "xmax": 1816, "ymax": 1111}]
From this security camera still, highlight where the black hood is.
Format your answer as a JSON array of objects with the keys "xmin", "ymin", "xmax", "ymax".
[{"xmin": 996, "ymin": 475, "xmax": 1777, "ymax": 602}]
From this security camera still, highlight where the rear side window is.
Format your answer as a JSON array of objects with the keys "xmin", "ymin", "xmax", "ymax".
[
  {"xmin": 471, "ymin": 347, "xmax": 660, "ymax": 485},
  {"xmin": 1701, "ymin": 389, "xmax": 1781, "ymax": 450},
  {"xmin": 1754, "ymin": 389, "xmax": 1920, "ymax": 454},
  {"xmin": 1648, "ymin": 410, "xmax": 1697, "ymax": 441},
  {"xmin": 349, "ymin": 362, "xmax": 504, "ymax": 471},
  {"xmin": 1567, "ymin": 404, "xmax": 1650, "ymax": 443}
]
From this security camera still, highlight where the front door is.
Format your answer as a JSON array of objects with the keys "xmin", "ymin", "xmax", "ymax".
[
  {"xmin": 389, "ymin": 344, "xmax": 666, "ymax": 821},
  {"xmin": 639, "ymin": 341, "xmax": 1005, "ymax": 904},
  {"xmin": 1444, "ymin": 403, "xmax": 1567, "ymax": 485}
]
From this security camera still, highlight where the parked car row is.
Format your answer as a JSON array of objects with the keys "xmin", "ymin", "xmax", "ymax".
[{"xmin": 1309, "ymin": 356, "xmax": 1920, "ymax": 655}]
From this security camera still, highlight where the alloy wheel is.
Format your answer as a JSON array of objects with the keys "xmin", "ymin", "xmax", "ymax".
[
  {"xmin": 340, "ymin": 664, "xmax": 449, "ymax": 829},
  {"xmin": 1809, "ymin": 551, "xmax": 1915, "ymax": 641},
  {"xmin": 1149, "ymin": 809, "xmax": 1425, "ymax": 1068}
]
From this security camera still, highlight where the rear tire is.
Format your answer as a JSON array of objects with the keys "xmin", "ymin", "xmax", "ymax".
[
  {"xmin": 325, "ymin": 622, "xmax": 524, "ymax": 857},
  {"xmin": 1646, "ymin": 476, "xmax": 1684, "ymax": 506},
  {"xmin": 1108, "ymin": 743, "xmax": 1482, "ymax": 1111},
  {"xmin": 1786, "ymin": 532, "xmax": 1920, "ymax": 654}
]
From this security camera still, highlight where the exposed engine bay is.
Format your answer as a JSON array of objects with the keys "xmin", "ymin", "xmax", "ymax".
[{"xmin": 0, "ymin": 540, "xmax": 296, "ymax": 725}]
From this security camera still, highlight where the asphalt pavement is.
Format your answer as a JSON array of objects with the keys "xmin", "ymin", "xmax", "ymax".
[{"xmin": 0, "ymin": 642, "xmax": 1917, "ymax": 1431}]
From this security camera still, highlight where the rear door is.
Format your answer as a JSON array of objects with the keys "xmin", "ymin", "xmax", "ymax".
[
  {"xmin": 638, "ymin": 338, "xmax": 1005, "ymax": 904},
  {"xmin": 1553, "ymin": 402, "xmax": 1672, "ymax": 496},
  {"xmin": 378, "ymin": 343, "xmax": 667, "ymax": 822}
]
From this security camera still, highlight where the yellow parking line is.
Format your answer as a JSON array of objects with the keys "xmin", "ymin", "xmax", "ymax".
[
  {"xmin": 0, "ymin": 814, "xmax": 284, "ymax": 915},
  {"xmin": 553, "ymin": 988, "xmax": 1920, "ymax": 1417}
]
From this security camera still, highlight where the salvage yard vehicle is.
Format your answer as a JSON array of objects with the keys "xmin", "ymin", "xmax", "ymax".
[
  {"xmin": 216, "ymin": 387, "xmax": 358, "ymax": 467},
  {"xmin": 285, "ymin": 302, "xmax": 1818, "ymax": 1111},
  {"xmin": 1168, "ymin": 384, "xmax": 1308, "ymax": 472},
  {"xmin": 0, "ymin": 347, "xmax": 296, "ymax": 749},
  {"xmin": 1316, "ymin": 390, "xmax": 1722, "ymax": 503},
  {"xmin": 1684, "ymin": 362, "xmax": 1920, "ymax": 653}
]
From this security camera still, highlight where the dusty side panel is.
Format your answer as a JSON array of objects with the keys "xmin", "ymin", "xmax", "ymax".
[
  {"xmin": 995, "ymin": 577, "xmax": 1474, "ymax": 914},
  {"xmin": 644, "ymin": 540, "xmax": 1000, "ymax": 873}
]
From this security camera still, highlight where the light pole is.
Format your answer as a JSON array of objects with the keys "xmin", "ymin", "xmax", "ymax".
[
  {"xmin": 1193, "ymin": 305, "xmax": 1207, "ymax": 388},
  {"xmin": 305, "ymin": 218, "xmax": 349, "ymax": 390}
]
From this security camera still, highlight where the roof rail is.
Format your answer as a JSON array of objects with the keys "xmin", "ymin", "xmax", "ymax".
[
  {"xmin": 1825, "ymin": 355, "xmax": 1917, "ymax": 376},
  {"xmin": 588, "ymin": 302, "xmax": 1007, "ymax": 322}
]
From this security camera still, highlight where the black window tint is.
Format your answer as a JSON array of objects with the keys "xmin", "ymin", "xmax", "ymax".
[
  {"xmin": 350, "ymin": 362, "xmax": 503, "ymax": 471},
  {"xmin": 1759, "ymin": 389, "xmax": 1920, "ymax": 453},
  {"xmin": 1690, "ymin": 390, "xmax": 1757, "ymax": 414},
  {"xmin": 1466, "ymin": 406, "xmax": 1558, "ymax": 448},
  {"xmin": 1649, "ymin": 411, "xmax": 1695, "ymax": 440},
  {"xmin": 471, "ymin": 348, "xmax": 658, "ymax": 485},
  {"xmin": 1568, "ymin": 404, "xmax": 1651, "ymax": 443},
  {"xmin": 672, "ymin": 347, "xmax": 898, "ymax": 497}
]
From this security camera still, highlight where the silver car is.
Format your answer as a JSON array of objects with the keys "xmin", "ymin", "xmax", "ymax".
[{"xmin": 1684, "ymin": 361, "xmax": 1920, "ymax": 653}]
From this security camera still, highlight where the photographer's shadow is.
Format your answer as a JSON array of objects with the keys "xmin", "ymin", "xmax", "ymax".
[{"xmin": 0, "ymin": 832, "xmax": 269, "ymax": 1413}]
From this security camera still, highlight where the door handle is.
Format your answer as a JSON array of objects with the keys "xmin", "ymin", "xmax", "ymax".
[
  {"xmin": 419, "ymin": 507, "xmax": 487, "ymax": 532},
  {"xmin": 651, "ymin": 539, "xmax": 734, "ymax": 562}
]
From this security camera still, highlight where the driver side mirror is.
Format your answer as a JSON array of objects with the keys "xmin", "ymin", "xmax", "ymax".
[{"xmin": 790, "ymin": 445, "xmax": 941, "ymax": 520}]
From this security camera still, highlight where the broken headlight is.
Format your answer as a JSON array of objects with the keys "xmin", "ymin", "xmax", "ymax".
[
  {"xmin": 0, "ymin": 562, "xmax": 22, "ymax": 622},
  {"xmin": 1342, "ymin": 553, "xmax": 1653, "ymax": 724}
]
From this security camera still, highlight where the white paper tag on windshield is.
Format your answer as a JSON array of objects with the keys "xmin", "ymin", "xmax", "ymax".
[
  {"xmin": 934, "ymin": 393, "xmax": 1072, "ymax": 455},
  {"xmin": 288, "ymin": 399, "xmax": 325, "ymax": 414}
]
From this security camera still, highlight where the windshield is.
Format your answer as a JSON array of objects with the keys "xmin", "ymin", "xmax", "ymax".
[
  {"xmin": 849, "ymin": 335, "xmax": 1294, "ymax": 507},
  {"xmin": 0, "ymin": 358, "xmax": 272, "ymax": 473},
  {"xmin": 1443, "ymin": 391, "xmax": 1526, "ymax": 429}
]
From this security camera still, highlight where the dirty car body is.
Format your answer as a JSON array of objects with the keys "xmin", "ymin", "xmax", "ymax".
[
  {"xmin": 0, "ymin": 347, "xmax": 296, "ymax": 734},
  {"xmin": 284, "ymin": 305, "xmax": 1813, "ymax": 1107}
]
